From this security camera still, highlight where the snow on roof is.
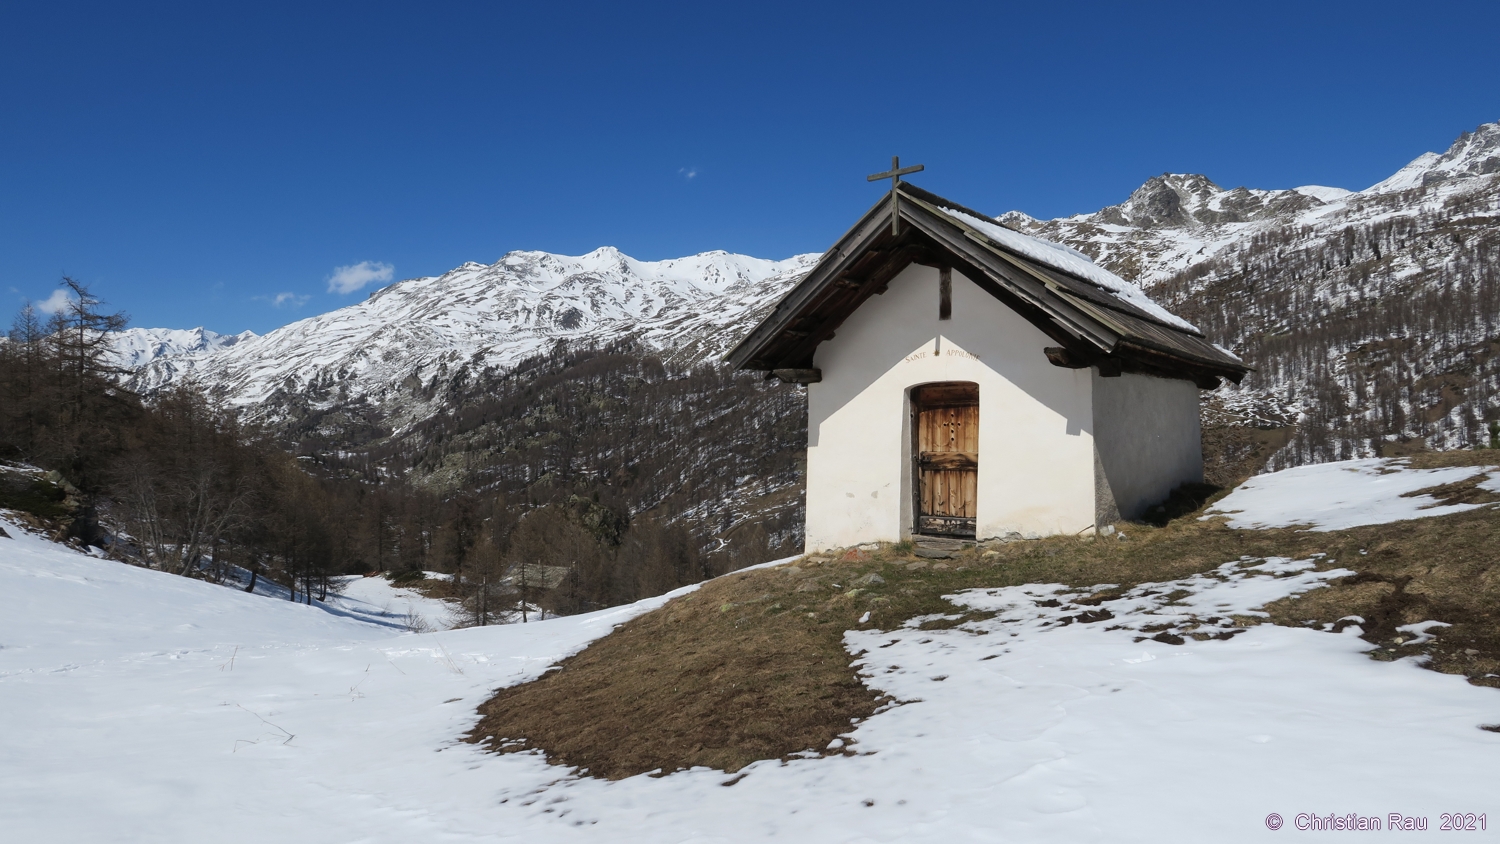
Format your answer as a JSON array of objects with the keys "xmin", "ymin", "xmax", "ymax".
[{"xmin": 936, "ymin": 206, "xmax": 1201, "ymax": 334}]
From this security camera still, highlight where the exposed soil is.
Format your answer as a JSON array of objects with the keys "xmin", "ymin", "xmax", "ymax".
[{"xmin": 469, "ymin": 478, "xmax": 1500, "ymax": 780}]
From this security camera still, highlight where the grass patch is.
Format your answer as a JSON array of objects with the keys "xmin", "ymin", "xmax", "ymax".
[
  {"xmin": 468, "ymin": 565, "xmax": 885, "ymax": 778},
  {"xmin": 1399, "ymin": 450, "xmax": 1500, "ymax": 470},
  {"xmin": 469, "ymin": 499, "xmax": 1500, "ymax": 780}
]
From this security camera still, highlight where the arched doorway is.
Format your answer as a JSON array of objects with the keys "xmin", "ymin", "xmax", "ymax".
[{"xmin": 911, "ymin": 382, "xmax": 978, "ymax": 537}]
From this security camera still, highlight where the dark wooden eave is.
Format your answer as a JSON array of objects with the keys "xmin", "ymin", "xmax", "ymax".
[{"xmin": 724, "ymin": 183, "xmax": 1249, "ymax": 390}]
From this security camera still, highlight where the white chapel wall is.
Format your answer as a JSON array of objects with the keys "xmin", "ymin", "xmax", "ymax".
[
  {"xmin": 804, "ymin": 264, "xmax": 1096, "ymax": 551},
  {"xmin": 1090, "ymin": 371, "xmax": 1203, "ymax": 522}
]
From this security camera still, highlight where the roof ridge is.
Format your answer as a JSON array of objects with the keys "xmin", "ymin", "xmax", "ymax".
[{"xmin": 897, "ymin": 183, "xmax": 1015, "ymax": 232}]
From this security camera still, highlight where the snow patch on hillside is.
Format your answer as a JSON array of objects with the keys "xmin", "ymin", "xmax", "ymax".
[
  {"xmin": 1293, "ymin": 185, "xmax": 1353, "ymax": 203},
  {"xmin": 328, "ymin": 574, "xmax": 463, "ymax": 631},
  {"xmin": 1205, "ymin": 457, "xmax": 1500, "ymax": 531}
]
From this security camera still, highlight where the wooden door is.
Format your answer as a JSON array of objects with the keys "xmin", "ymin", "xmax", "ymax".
[{"xmin": 913, "ymin": 383, "xmax": 978, "ymax": 537}]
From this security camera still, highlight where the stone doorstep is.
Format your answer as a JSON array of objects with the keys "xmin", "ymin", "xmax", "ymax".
[{"xmin": 912, "ymin": 535, "xmax": 974, "ymax": 552}]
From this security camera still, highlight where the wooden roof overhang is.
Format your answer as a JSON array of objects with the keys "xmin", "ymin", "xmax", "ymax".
[{"xmin": 724, "ymin": 184, "xmax": 1249, "ymax": 390}]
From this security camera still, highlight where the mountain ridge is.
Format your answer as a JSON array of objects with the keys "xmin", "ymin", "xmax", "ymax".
[
  {"xmin": 107, "ymin": 326, "xmax": 256, "ymax": 371},
  {"xmin": 115, "ymin": 120, "xmax": 1500, "ymax": 472},
  {"xmin": 1001, "ymin": 121, "xmax": 1500, "ymax": 289},
  {"xmin": 123, "ymin": 248, "xmax": 819, "ymax": 428}
]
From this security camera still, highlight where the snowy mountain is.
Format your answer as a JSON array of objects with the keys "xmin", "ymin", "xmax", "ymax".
[
  {"xmin": 125, "ymin": 248, "xmax": 817, "ymax": 425},
  {"xmin": 1002, "ymin": 121, "xmax": 1500, "ymax": 465},
  {"xmin": 115, "ymin": 120, "xmax": 1500, "ymax": 474},
  {"xmin": 107, "ymin": 326, "xmax": 256, "ymax": 372},
  {"xmin": 999, "ymin": 174, "xmax": 1349, "ymax": 284},
  {"xmin": 1002, "ymin": 122, "xmax": 1499, "ymax": 289}
]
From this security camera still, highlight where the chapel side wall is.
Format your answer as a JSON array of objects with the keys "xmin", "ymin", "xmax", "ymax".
[
  {"xmin": 1091, "ymin": 371, "xmax": 1203, "ymax": 522},
  {"xmin": 804, "ymin": 264, "xmax": 1096, "ymax": 551}
]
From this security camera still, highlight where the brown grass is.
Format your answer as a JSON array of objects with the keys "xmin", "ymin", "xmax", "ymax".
[
  {"xmin": 469, "ymin": 489, "xmax": 1500, "ymax": 780},
  {"xmin": 1401, "ymin": 449, "xmax": 1500, "ymax": 469},
  {"xmin": 467, "ymin": 560, "xmax": 885, "ymax": 778}
]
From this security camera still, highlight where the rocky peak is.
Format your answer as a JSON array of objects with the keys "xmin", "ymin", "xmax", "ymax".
[
  {"xmin": 1100, "ymin": 174, "xmax": 1203, "ymax": 227},
  {"xmin": 1093, "ymin": 173, "xmax": 1326, "ymax": 231},
  {"xmin": 995, "ymin": 210, "xmax": 1038, "ymax": 229}
]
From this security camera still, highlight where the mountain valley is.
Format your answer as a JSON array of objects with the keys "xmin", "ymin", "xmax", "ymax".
[{"xmin": 106, "ymin": 120, "xmax": 1500, "ymax": 557}]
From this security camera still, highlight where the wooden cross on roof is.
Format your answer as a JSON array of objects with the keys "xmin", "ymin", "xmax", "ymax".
[{"xmin": 867, "ymin": 155, "xmax": 924, "ymax": 235}]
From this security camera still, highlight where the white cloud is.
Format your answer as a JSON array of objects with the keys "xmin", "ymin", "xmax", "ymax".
[
  {"xmin": 254, "ymin": 292, "xmax": 310, "ymax": 309},
  {"xmin": 679, "ymin": 167, "xmax": 699, "ymax": 180},
  {"xmin": 35, "ymin": 288, "xmax": 75, "ymax": 315},
  {"xmin": 327, "ymin": 260, "xmax": 394, "ymax": 294}
]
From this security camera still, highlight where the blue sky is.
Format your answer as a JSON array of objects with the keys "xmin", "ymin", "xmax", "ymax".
[{"xmin": 3, "ymin": 0, "xmax": 1497, "ymax": 335}]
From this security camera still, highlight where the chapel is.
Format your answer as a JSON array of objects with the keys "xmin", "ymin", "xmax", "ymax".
[{"xmin": 726, "ymin": 168, "xmax": 1248, "ymax": 551}]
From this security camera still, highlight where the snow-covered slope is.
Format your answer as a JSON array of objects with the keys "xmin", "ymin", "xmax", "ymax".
[
  {"xmin": 1205, "ymin": 458, "xmax": 1500, "ymax": 531},
  {"xmin": 998, "ymin": 173, "xmax": 1345, "ymax": 283},
  {"xmin": 124, "ymin": 248, "xmax": 817, "ymax": 420},
  {"xmin": 6, "ymin": 466, "xmax": 1500, "ymax": 842},
  {"xmin": 1368, "ymin": 125, "xmax": 1500, "ymax": 194}
]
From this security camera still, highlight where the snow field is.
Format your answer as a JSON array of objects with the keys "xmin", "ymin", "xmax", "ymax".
[
  {"xmin": 331, "ymin": 572, "xmax": 463, "ymax": 631},
  {"xmin": 1204, "ymin": 457, "xmax": 1500, "ymax": 531},
  {"xmin": 4, "ymin": 503, "xmax": 1500, "ymax": 841},
  {"xmin": 0, "ymin": 518, "xmax": 692, "ymax": 842},
  {"xmin": 845, "ymin": 559, "xmax": 1500, "ymax": 840}
]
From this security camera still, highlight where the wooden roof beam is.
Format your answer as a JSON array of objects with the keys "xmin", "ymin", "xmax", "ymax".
[
  {"xmin": 768, "ymin": 241, "xmax": 922, "ymax": 368},
  {"xmin": 724, "ymin": 202, "xmax": 896, "ymax": 368}
]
